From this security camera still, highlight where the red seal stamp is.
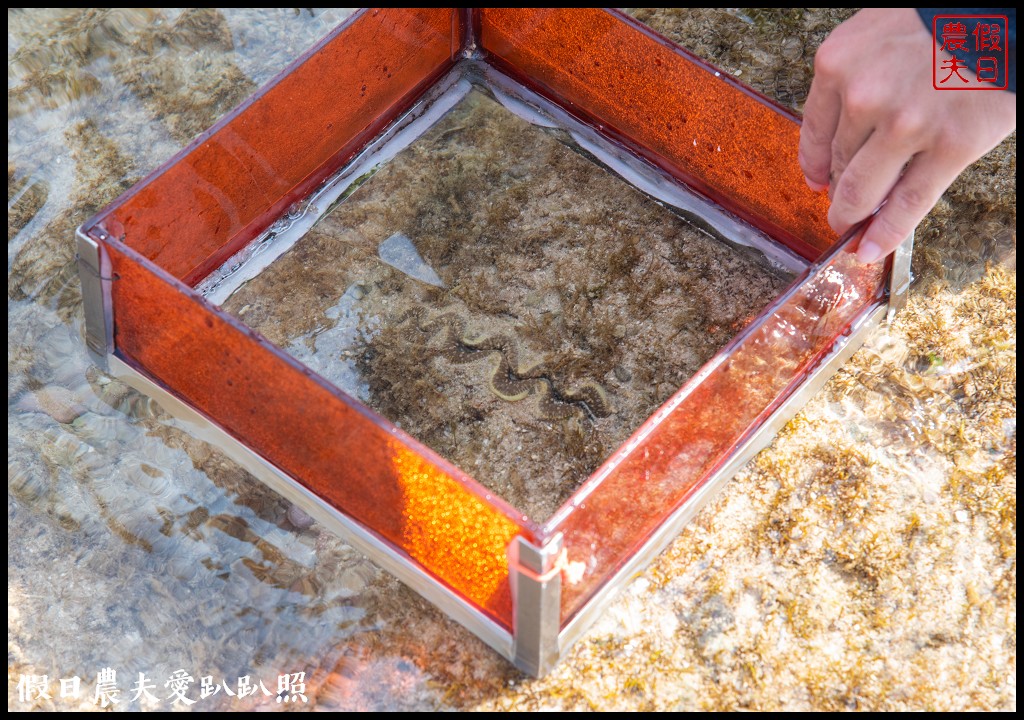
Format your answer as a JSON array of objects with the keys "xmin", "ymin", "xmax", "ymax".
[{"xmin": 933, "ymin": 14, "xmax": 1009, "ymax": 90}]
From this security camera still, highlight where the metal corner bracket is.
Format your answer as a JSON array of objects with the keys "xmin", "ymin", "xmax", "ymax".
[
  {"xmin": 75, "ymin": 226, "xmax": 113, "ymax": 370},
  {"xmin": 886, "ymin": 230, "xmax": 914, "ymax": 321},
  {"xmin": 509, "ymin": 532, "xmax": 564, "ymax": 677}
]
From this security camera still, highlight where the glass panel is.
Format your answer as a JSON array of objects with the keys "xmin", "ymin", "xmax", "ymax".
[
  {"xmin": 84, "ymin": 8, "xmax": 462, "ymax": 285},
  {"xmin": 478, "ymin": 8, "xmax": 837, "ymax": 261},
  {"xmin": 215, "ymin": 87, "xmax": 795, "ymax": 523},
  {"xmin": 103, "ymin": 240, "xmax": 531, "ymax": 629},
  {"xmin": 79, "ymin": 5, "xmax": 888, "ymax": 650},
  {"xmin": 549, "ymin": 236, "xmax": 887, "ymax": 623}
]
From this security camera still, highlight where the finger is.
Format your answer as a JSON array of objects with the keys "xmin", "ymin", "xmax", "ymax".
[
  {"xmin": 827, "ymin": 129, "xmax": 910, "ymax": 234},
  {"xmin": 798, "ymin": 78, "xmax": 841, "ymax": 191},
  {"xmin": 855, "ymin": 151, "xmax": 963, "ymax": 264},
  {"xmin": 826, "ymin": 107, "xmax": 875, "ymax": 199}
]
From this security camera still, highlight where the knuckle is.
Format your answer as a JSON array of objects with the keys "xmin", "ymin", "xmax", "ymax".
[
  {"xmin": 871, "ymin": 211, "xmax": 909, "ymax": 248},
  {"xmin": 813, "ymin": 42, "xmax": 842, "ymax": 77},
  {"xmin": 802, "ymin": 121, "xmax": 827, "ymax": 145},
  {"xmin": 799, "ymin": 129, "xmax": 833, "ymax": 181},
  {"xmin": 889, "ymin": 111, "xmax": 925, "ymax": 140},
  {"xmin": 830, "ymin": 139, "xmax": 850, "ymax": 172},
  {"xmin": 836, "ymin": 174, "xmax": 866, "ymax": 211},
  {"xmin": 801, "ymin": 115, "xmax": 832, "ymax": 148},
  {"xmin": 843, "ymin": 82, "xmax": 878, "ymax": 115},
  {"xmin": 936, "ymin": 126, "xmax": 971, "ymax": 157},
  {"xmin": 889, "ymin": 183, "xmax": 928, "ymax": 216},
  {"xmin": 932, "ymin": 123, "xmax": 955, "ymax": 144}
]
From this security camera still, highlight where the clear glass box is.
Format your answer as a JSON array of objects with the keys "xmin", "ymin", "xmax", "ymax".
[{"xmin": 77, "ymin": 8, "xmax": 908, "ymax": 676}]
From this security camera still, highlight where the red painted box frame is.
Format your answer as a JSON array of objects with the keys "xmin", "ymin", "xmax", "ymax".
[{"xmin": 76, "ymin": 8, "xmax": 911, "ymax": 676}]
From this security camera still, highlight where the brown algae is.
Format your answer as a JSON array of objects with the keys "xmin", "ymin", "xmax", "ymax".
[{"xmin": 221, "ymin": 88, "xmax": 792, "ymax": 520}]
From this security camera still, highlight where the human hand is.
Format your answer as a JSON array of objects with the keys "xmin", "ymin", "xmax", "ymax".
[{"xmin": 798, "ymin": 8, "xmax": 1017, "ymax": 263}]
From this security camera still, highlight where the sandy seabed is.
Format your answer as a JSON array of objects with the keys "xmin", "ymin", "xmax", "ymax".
[{"xmin": 221, "ymin": 88, "xmax": 790, "ymax": 522}]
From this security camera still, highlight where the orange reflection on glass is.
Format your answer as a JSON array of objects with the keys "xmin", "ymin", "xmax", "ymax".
[
  {"xmin": 104, "ymin": 239, "xmax": 532, "ymax": 629},
  {"xmin": 548, "ymin": 236, "xmax": 886, "ymax": 623},
  {"xmin": 390, "ymin": 440, "xmax": 522, "ymax": 622},
  {"xmin": 91, "ymin": 7, "xmax": 461, "ymax": 286},
  {"xmin": 478, "ymin": 7, "xmax": 836, "ymax": 260}
]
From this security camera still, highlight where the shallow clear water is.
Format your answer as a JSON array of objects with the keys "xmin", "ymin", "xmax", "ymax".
[
  {"xmin": 8, "ymin": 8, "xmax": 1016, "ymax": 711},
  {"xmin": 218, "ymin": 86, "xmax": 792, "ymax": 521}
]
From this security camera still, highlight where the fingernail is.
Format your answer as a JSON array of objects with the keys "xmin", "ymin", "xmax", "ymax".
[
  {"xmin": 804, "ymin": 176, "xmax": 827, "ymax": 192},
  {"xmin": 856, "ymin": 240, "xmax": 883, "ymax": 264}
]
